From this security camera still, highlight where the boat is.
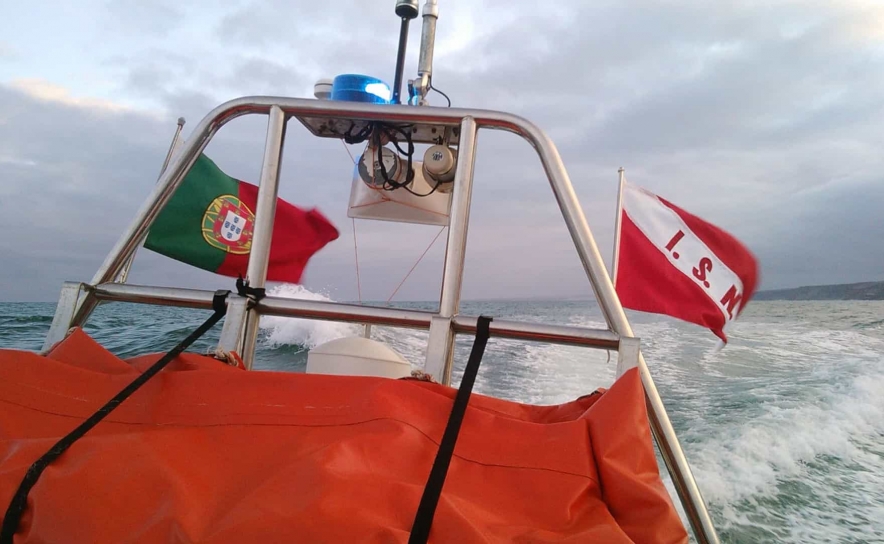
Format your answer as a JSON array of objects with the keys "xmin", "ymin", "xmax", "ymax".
[{"xmin": 0, "ymin": 2, "xmax": 719, "ymax": 542}]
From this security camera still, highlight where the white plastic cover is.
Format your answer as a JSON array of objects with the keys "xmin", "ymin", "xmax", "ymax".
[
  {"xmin": 347, "ymin": 160, "xmax": 452, "ymax": 227},
  {"xmin": 306, "ymin": 336, "xmax": 413, "ymax": 379}
]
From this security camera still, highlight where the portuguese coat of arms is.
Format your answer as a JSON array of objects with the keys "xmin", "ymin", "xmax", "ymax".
[{"xmin": 202, "ymin": 195, "xmax": 255, "ymax": 254}]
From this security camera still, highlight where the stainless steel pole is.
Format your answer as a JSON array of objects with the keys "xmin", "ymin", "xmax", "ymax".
[
  {"xmin": 240, "ymin": 105, "xmax": 287, "ymax": 369},
  {"xmin": 72, "ymin": 108, "xmax": 227, "ymax": 327},
  {"xmin": 117, "ymin": 117, "xmax": 186, "ymax": 284},
  {"xmin": 530, "ymin": 132, "xmax": 719, "ymax": 544},
  {"xmin": 611, "ymin": 167, "xmax": 625, "ymax": 287},
  {"xmin": 439, "ymin": 116, "xmax": 477, "ymax": 317},
  {"xmin": 425, "ymin": 116, "xmax": 477, "ymax": 383},
  {"xmin": 412, "ymin": 0, "xmax": 439, "ymax": 105}
]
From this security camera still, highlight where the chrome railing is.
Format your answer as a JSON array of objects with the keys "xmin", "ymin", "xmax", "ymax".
[
  {"xmin": 88, "ymin": 282, "xmax": 621, "ymax": 348},
  {"xmin": 43, "ymin": 97, "xmax": 719, "ymax": 543}
]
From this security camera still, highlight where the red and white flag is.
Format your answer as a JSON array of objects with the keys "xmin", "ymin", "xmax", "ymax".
[{"xmin": 614, "ymin": 179, "xmax": 759, "ymax": 343}]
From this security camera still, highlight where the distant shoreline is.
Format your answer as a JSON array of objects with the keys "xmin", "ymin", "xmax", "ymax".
[
  {"xmin": 754, "ymin": 281, "xmax": 884, "ymax": 301},
  {"xmin": 463, "ymin": 281, "xmax": 884, "ymax": 303}
]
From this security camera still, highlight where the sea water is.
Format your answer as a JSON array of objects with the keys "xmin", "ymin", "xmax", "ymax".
[{"xmin": 2, "ymin": 287, "xmax": 882, "ymax": 543}]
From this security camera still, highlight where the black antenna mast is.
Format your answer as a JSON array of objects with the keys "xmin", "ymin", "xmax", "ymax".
[{"xmin": 391, "ymin": 1, "xmax": 420, "ymax": 104}]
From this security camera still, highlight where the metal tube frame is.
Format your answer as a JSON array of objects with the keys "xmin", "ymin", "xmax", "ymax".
[
  {"xmin": 239, "ymin": 105, "xmax": 287, "ymax": 369},
  {"xmin": 424, "ymin": 116, "xmax": 477, "ymax": 383},
  {"xmin": 41, "ymin": 282, "xmax": 87, "ymax": 353},
  {"xmin": 50, "ymin": 95, "xmax": 717, "ymax": 543},
  {"xmin": 117, "ymin": 117, "xmax": 186, "ymax": 284},
  {"xmin": 88, "ymin": 282, "xmax": 620, "ymax": 349}
]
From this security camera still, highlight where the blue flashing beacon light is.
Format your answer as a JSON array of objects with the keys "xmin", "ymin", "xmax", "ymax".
[{"xmin": 330, "ymin": 74, "xmax": 392, "ymax": 104}]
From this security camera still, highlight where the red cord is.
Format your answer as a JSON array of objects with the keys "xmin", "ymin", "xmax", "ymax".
[
  {"xmin": 387, "ymin": 227, "xmax": 447, "ymax": 303},
  {"xmin": 352, "ymin": 217, "xmax": 362, "ymax": 304}
]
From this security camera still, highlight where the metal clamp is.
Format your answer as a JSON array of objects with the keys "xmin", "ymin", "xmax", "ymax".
[
  {"xmin": 616, "ymin": 336, "xmax": 641, "ymax": 377},
  {"xmin": 42, "ymin": 282, "xmax": 88, "ymax": 353}
]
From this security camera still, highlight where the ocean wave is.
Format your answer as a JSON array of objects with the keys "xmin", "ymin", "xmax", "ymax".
[
  {"xmin": 258, "ymin": 284, "xmax": 360, "ymax": 350},
  {"xmin": 854, "ymin": 317, "xmax": 884, "ymax": 330},
  {"xmin": 689, "ymin": 357, "xmax": 884, "ymax": 541},
  {"xmin": 0, "ymin": 314, "xmax": 53, "ymax": 324}
]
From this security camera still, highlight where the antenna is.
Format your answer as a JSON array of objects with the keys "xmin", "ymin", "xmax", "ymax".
[
  {"xmin": 391, "ymin": 1, "xmax": 420, "ymax": 104},
  {"xmin": 410, "ymin": 0, "xmax": 439, "ymax": 105}
]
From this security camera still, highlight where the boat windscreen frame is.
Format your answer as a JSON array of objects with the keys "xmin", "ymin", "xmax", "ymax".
[{"xmin": 41, "ymin": 96, "xmax": 720, "ymax": 544}]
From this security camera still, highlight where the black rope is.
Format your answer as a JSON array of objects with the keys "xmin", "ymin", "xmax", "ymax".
[
  {"xmin": 409, "ymin": 316, "xmax": 493, "ymax": 544},
  {"xmin": 0, "ymin": 289, "xmax": 231, "ymax": 544}
]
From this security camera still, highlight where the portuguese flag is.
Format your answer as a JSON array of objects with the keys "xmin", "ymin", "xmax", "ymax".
[{"xmin": 144, "ymin": 154, "xmax": 339, "ymax": 283}]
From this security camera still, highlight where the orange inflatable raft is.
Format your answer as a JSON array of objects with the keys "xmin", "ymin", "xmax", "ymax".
[{"xmin": 0, "ymin": 329, "xmax": 687, "ymax": 543}]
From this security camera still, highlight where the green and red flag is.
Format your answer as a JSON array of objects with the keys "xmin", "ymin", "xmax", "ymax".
[{"xmin": 144, "ymin": 154, "xmax": 338, "ymax": 283}]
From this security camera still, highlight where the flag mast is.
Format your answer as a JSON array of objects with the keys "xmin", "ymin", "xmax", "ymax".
[
  {"xmin": 611, "ymin": 167, "xmax": 625, "ymax": 287},
  {"xmin": 117, "ymin": 117, "xmax": 186, "ymax": 283}
]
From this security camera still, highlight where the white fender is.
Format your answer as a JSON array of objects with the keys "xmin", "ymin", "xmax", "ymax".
[{"xmin": 306, "ymin": 337, "xmax": 412, "ymax": 379}]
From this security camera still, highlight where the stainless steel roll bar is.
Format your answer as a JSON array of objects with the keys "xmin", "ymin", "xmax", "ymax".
[
  {"xmin": 43, "ymin": 96, "xmax": 718, "ymax": 543},
  {"xmin": 81, "ymin": 282, "xmax": 621, "ymax": 349}
]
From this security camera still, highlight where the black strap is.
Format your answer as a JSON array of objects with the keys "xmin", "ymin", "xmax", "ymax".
[
  {"xmin": 236, "ymin": 275, "xmax": 266, "ymax": 302},
  {"xmin": 0, "ymin": 290, "xmax": 231, "ymax": 544},
  {"xmin": 409, "ymin": 316, "xmax": 493, "ymax": 544}
]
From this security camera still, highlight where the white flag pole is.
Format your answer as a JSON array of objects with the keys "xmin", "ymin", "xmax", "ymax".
[
  {"xmin": 611, "ymin": 167, "xmax": 625, "ymax": 288},
  {"xmin": 117, "ymin": 117, "xmax": 186, "ymax": 283}
]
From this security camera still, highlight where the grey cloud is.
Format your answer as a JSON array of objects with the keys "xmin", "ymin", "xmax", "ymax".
[
  {"xmin": 432, "ymin": 1, "xmax": 884, "ymax": 289},
  {"xmin": 103, "ymin": 0, "xmax": 184, "ymax": 38},
  {"xmin": 108, "ymin": 50, "xmax": 199, "ymax": 98},
  {"xmin": 216, "ymin": 0, "xmax": 398, "ymax": 49},
  {"xmin": 0, "ymin": 82, "xmax": 560, "ymax": 302},
  {"xmin": 0, "ymin": 85, "xmax": 181, "ymax": 301},
  {"xmin": 4, "ymin": 0, "xmax": 884, "ymax": 302},
  {"xmin": 750, "ymin": 178, "xmax": 884, "ymax": 287},
  {"xmin": 0, "ymin": 41, "xmax": 15, "ymax": 60}
]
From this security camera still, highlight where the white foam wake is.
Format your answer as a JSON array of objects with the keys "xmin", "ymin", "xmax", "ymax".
[
  {"xmin": 259, "ymin": 284, "xmax": 360, "ymax": 349},
  {"xmin": 693, "ymin": 369, "xmax": 884, "ymax": 502},
  {"xmin": 681, "ymin": 326, "xmax": 884, "ymax": 541}
]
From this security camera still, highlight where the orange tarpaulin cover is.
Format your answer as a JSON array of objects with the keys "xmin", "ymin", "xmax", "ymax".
[{"xmin": 0, "ymin": 329, "xmax": 687, "ymax": 543}]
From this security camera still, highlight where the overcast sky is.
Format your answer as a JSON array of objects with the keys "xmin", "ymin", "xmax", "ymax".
[{"xmin": 2, "ymin": 0, "xmax": 883, "ymax": 303}]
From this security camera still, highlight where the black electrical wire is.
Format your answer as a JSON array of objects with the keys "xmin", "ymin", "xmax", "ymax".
[
  {"xmin": 428, "ymin": 84, "xmax": 451, "ymax": 107},
  {"xmin": 344, "ymin": 122, "xmax": 373, "ymax": 145},
  {"xmin": 373, "ymin": 121, "xmax": 417, "ymax": 191},
  {"xmin": 373, "ymin": 125, "xmax": 404, "ymax": 191},
  {"xmin": 355, "ymin": 120, "xmax": 444, "ymax": 197},
  {"xmin": 403, "ymin": 177, "xmax": 442, "ymax": 198}
]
